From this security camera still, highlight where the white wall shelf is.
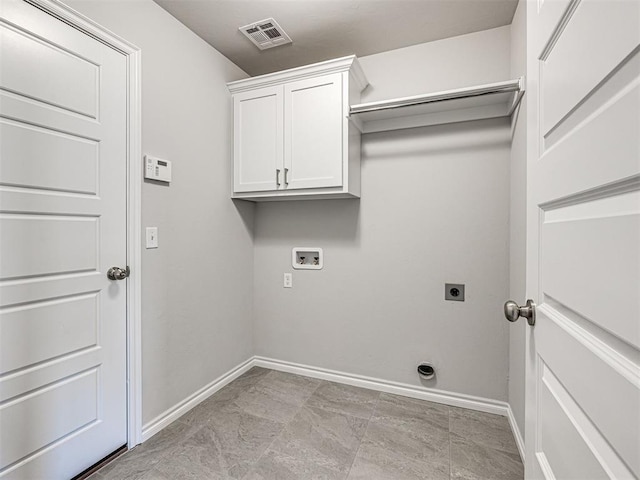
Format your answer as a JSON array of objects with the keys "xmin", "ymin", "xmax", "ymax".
[{"xmin": 349, "ymin": 77, "xmax": 524, "ymax": 133}]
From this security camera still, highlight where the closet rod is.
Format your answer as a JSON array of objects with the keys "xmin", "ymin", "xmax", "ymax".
[{"xmin": 350, "ymin": 77, "xmax": 524, "ymax": 116}]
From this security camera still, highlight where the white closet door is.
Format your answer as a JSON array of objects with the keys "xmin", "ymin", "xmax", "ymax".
[
  {"xmin": 283, "ymin": 73, "xmax": 343, "ymax": 190},
  {"xmin": 233, "ymin": 85, "xmax": 283, "ymax": 193},
  {"xmin": 0, "ymin": 1, "xmax": 128, "ymax": 477},
  {"xmin": 524, "ymin": 0, "xmax": 640, "ymax": 478}
]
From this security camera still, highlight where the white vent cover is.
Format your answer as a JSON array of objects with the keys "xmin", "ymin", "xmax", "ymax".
[{"xmin": 239, "ymin": 18, "xmax": 292, "ymax": 50}]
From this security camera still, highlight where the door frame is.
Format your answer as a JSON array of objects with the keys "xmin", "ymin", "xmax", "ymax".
[{"xmin": 24, "ymin": 0, "xmax": 143, "ymax": 448}]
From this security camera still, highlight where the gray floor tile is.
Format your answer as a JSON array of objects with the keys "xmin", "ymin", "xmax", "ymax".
[
  {"xmin": 99, "ymin": 420, "xmax": 197, "ymax": 480},
  {"xmin": 347, "ymin": 418, "xmax": 450, "ymax": 480},
  {"xmin": 449, "ymin": 407, "xmax": 519, "ymax": 455},
  {"xmin": 265, "ymin": 405, "xmax": 369, "ymax": 478},
  {"xmin": 373, "ymin": 393, "xmax": 449, "ymax": 431},
  {"xmin": 450, "ymin": 433, "xmax": 524, "ymax": 480},
  {"xmin": 256, "ymin": 370, "xmax": 324, "ymax": 398},
  {"xmin": 138, "ymin": 469, "xmax": 173, "ymax": 480},
  {"xmin": 178, "ymin": 397, "xmax": 221, "ymax": 427},
  {"xmin": 233, "ymin": 371, "xmax": 322, "ymax": 423},
  {"xmin": 180, "ymin": 368, "xmax": 272, "ymax": 427},
  {"xmin": 305, "ymin": 382, "xmax": 380, "ymax": 420},
  {"xmin": 93, "ymin": 370, "xmax": 524, "ymax": 480},
  {"xmin": 152, "ymin": 426, "xmax": 231, "ymax": 479},
  {"xmin": 239, "ymin": 366, "xmax": 272, "ymax": 382},
  {"xmin": 227, "ymin": 367, "xmax": 273, "ymax": 395},
  {"xmin": 155, "ymin": 404, "xmax": 283, "ymax": 479},
  {"xmin": 244, "ymin": 448, "xmax": 343, "ymax": 480}
]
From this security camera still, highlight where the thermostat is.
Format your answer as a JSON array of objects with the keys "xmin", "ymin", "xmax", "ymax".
[{"xmin": 144, "ymin": 155, "xmax": 172, "ymax": 183}]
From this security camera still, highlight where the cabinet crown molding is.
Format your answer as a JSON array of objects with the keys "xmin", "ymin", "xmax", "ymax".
[{"xmin": 227, "ymin": 55, "xmax": 368, "ymax": 94}]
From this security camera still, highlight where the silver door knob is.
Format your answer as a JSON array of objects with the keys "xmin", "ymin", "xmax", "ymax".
[
  {"xmin": 504, "ymin": 299, "xmax": 536, "ymax": 326},
  {"xmin": 107, "ymin": 266, "xmax": 130, "ymax": 281}
]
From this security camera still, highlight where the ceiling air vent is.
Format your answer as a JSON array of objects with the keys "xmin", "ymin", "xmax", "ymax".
[{"xmin": 240, "ymin": 18, "xmax": 292, "ymax": 50}]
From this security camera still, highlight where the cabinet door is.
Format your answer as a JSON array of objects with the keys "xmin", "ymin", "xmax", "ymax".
[
  {"xmin": 284, "ymin": 73, "xmax": 343, "ymax": 190},
  {"xmin": 234, "ymin": 85, "xmax": 283, "ymax": 193}
]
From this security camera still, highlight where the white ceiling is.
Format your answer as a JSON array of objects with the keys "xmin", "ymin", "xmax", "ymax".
[{"xmin": 153, "ymin": 0, "xmax": 518, "ymax": 77}]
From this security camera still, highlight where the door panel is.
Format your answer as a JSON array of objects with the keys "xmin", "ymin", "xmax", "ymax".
[
  {"xmin": 1, "ymin": 347, "xmax": 101, "ymax": 405},
  {"xmin": 1, "ymin": 369, "xmax": 99, "ymax": 470},
  {"xmin": 525, "ymin": 0, "xmax": 640, "ymax": 478},
  {"xmin": 536, "ymin": 307, "xmax": 640, "ymax": 477},
  {"xmin": 284, "ymin": 73, "xmax": 343, "ymax": 189},
  {"xmin": 541, "ymin": 0, "xmax": 640, "ymax": 135},
  {"xmin": 0, "ymin": 214, "xmax": 98, "ymax": 278},
  {"xmin": 542, "ymin": 206, "xmax": 640, "ymax": 347},
  {"xmin": 0, "ymin": 20, "xmax": 98, "ymax": 117},
  {"xmin": 0, "ymin": 1, "xmax": 127, "ymax": 478},
  {"xmin": 1, "ymin": 293, "xmax": 98, "ymax": 375},
  {"xmin": 536, "ymin": 77, "xmax": 639, "ymax": 195},
  {"xmin": 538, "ymin": 361, "xmax": 630, "ymax": 479},
  {"xmin": 0, "ymin": 119, "xmax": 99, "ymax": 194},
  {"xmin": 234, "ymin": 85, "xmax": 283, "ymax": 192}
]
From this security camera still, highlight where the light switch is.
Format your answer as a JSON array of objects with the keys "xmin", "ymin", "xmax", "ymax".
[{"xmin": 146, "ymin": 227, "xmax": 158, "ymax": 249}]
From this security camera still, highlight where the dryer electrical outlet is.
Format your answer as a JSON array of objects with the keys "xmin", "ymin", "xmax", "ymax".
[{"xmin": 445, "ymin": 283, "xmax": 465, "ymax": 301}]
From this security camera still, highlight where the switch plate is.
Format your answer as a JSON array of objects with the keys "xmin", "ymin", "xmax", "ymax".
[
  {"xmin": 283, "ymin": 273, "xmax": 292, "ymax": 288},
  {"xmin": 146, "ymin": 227, "xmax": 158, "ymax": 249},
  {"xmin": 445, "ymin": 283, "xmax": 465, "ymax": 301}
]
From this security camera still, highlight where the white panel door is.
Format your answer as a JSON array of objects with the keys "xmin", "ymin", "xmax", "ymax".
[
  {"xmin": 284, "ymin": 73, "xmax": 343, "ymax": 190},
  {"xmin": 0, "ymin": 1, "xmax": 128, "ymax": 478},
  {"xmin": 233, "ymin": 85, "xmax": 283, "ymax": 192},
  {"xmin": 524, "ymin": 0, "xmax": 640, "ymax": 478}
]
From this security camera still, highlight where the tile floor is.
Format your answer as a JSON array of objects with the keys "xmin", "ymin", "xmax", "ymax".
[{"xmin": 89, "ymin": 367, "xmax": 523, "ymax": 480}]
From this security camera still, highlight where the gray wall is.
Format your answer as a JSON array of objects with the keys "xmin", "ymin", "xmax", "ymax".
[
  {"xmin": 508, "ymin": 0, "xmax": 527, "ymax": 437},
  {"xmin": 253, "ymin": 27, "xmax": 514, "ymax": 401},
  {"xmin": 52, "ymin": 3, "xmax": 522, "ymax": 422},
  {"xmin": 357, "ymin": 26, "xmax": 511, "ymax": 102},
  {"xmin": 65, "ymin": 0, "xmax": 254, "ymax": 425}
]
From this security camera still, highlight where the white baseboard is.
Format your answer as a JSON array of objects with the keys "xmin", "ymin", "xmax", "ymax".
[
  {"xmin": 141, "ymin": 354, "xmax": 526, "ymax": 464},
  {"xmin": 253, "ymin": 356, "xmax": 510, "ymax": 417},
  {"xmin": 141, "ymin": 357, "xmax": 255, "ymax": 442},
  {"xmin": 506, "ymin": 403, "xmax": 526, "ymax": 463}
]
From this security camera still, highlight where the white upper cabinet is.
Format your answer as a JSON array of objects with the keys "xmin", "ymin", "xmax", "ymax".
[
  {"xmin": 233, "ymin": 85, "xmax": 283, "ymax": 192},
  {"xmin": 284, "ymin": 73, "xmax": 343, "ymax": 190},
  {"xmin": 228, "ymin": 56, "xmax": 368, "ymax": 201}
]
